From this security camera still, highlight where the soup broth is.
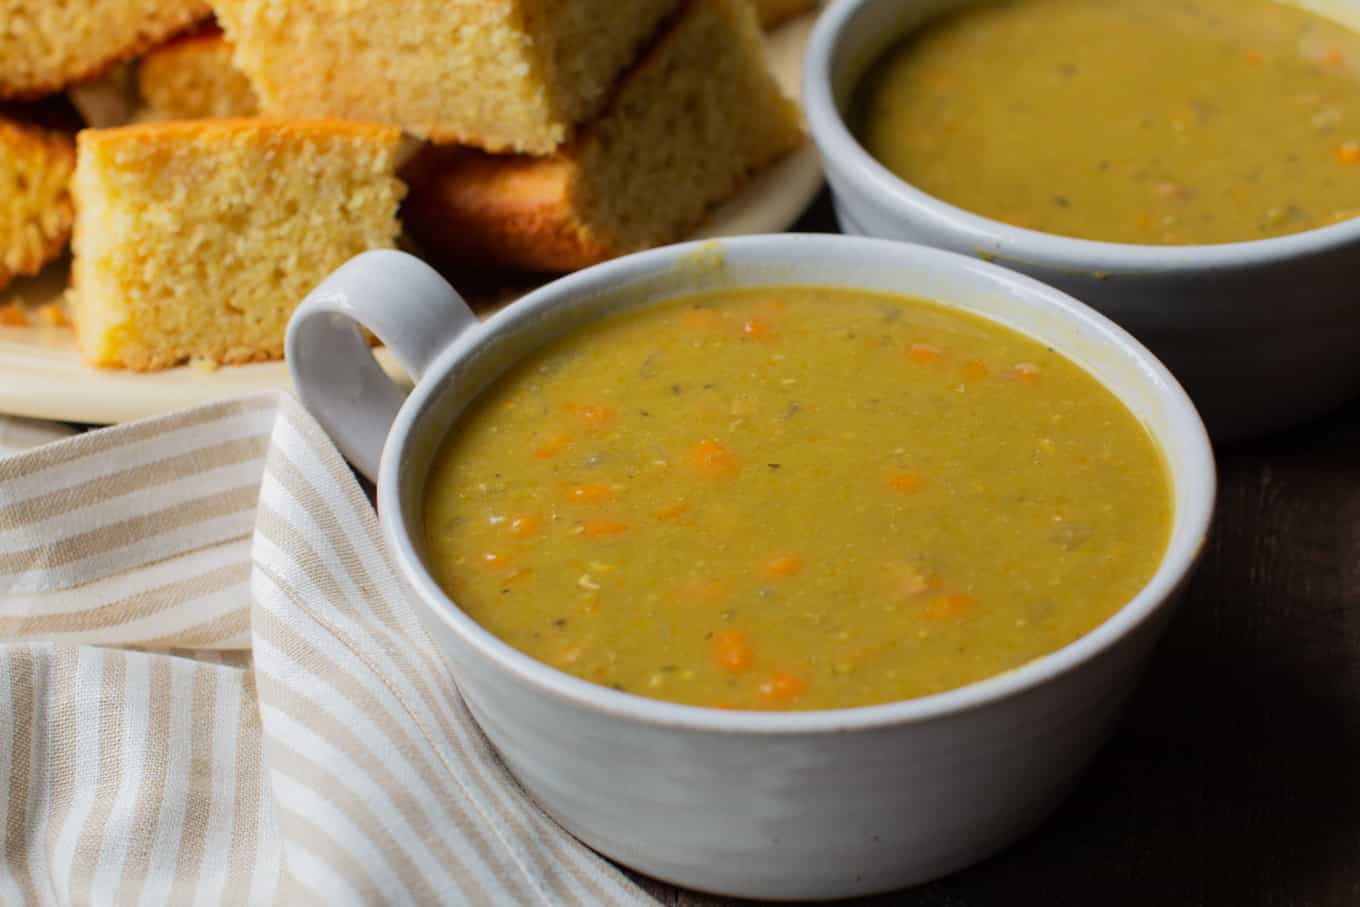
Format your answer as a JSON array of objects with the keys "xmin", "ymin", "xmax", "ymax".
[
  {"xmin": 423, "ymin": 288, "xmax": 1172, "ymax": 710},
  {"xmin": 856, "ymin": 0, "xmax": 1360, "ymax": 245}
]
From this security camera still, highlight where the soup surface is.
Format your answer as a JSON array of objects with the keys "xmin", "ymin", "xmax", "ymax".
[
  {"xmin": 423, "ymin": 288, "xmax": 1172, "ymax": 711},
  {"xmin": 856, "ymin": 0, "xmax": 1360, "ymax": 245}
]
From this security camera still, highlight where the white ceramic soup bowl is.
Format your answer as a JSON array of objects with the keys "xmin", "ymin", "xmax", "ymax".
[
  {"xmin": 804, "ymin": 0, "xmax": 1360, "ymax": 442},
  {"xmin": 287, "ymin": 235, "xmax": 1215, "ymax": 901}
]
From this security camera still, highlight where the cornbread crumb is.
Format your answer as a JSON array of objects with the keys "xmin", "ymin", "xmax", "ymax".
[
  {"xmin": 37, "ymin": 302, "xmax": 71, "ymax": 327},
  {"xmin": 0, "ymin": 0, "xmax": 210, "ymax": 99},
  {"xmin": 138, "ymin": 27, "xmax": 258, "ymax": 120},
  {"xmin": 0, "ymin": 119, "xmax": 75, "ymax": 291},
  {"xmin": 0, "ymin": 303, "xmax": 28, "ymax": 326},
  {"xmin": 402, "ymin": 0, "xmax": 805, "ymax": 272},
  {"xmin": 213, "ymin": 0, "xmax": 680, "ymax": 153},
  {"xmin": 751, "ymin": 0, "xmax": 817, "ymax": 27},
  {"xmin": 71, "ymin": 119, "xmax": 405, "ymax": 370}
]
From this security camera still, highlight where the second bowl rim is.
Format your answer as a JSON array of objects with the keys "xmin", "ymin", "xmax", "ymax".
[
  {"xmin": 379, "ymin": 233, "xmax": 1217, "ymax": 736},
  {"xmin": 802, "ymin": 0, "xmax": 1360, "ymax": 274}
]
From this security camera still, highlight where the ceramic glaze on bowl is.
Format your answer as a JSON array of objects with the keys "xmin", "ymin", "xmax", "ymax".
[
  {"xmin": 287, "ymin": 236, "xmax": 1215, "ymax": 900},
  {"xmin": 804, "ymin": 0, "xmax": 1360, "ymax": 441}
]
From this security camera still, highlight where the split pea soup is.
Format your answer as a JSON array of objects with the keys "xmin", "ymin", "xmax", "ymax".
[
  {"xmin": 423, "ymin": 287, "xmax": 1173, "ymax": 711},
  {"xmin": 856, "ymin": 0, "xmax": 1360, "ymax": 245}
]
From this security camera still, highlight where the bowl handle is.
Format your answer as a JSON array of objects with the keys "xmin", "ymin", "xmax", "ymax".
[{"xmin": 286, "ymin": 250, "xmax": 478, "ymax": 481}]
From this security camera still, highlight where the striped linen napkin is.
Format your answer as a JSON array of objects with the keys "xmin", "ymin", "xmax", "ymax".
[
  {"xmin": 0, "ymin": 418, "xmax": 77, "ymax": 458},
  {"xmin": 0, "ymin": 393, "xmax": 657, "ymax": 906}
]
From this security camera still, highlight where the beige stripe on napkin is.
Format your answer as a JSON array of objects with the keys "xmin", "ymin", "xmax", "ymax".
[{"xmin": 0, "ymin": 393, "xmax": 657, "ymax": 906}]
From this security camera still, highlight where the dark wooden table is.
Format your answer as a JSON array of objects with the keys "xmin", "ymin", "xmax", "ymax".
[{"xmin": 636, "ymin": 192, "xmax": 1360, "ymax": 905}]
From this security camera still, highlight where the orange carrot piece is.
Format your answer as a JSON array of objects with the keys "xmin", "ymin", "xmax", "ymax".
[
  {"xmin": 887, "ymin": 472, "xmax": 921, "ymax": 494},
  {"xmin": 908, "ymin": 342, "xmax": 943, "ymax": 364},
  {"xmin": 506, "ymin": 514, "xmax": 542, "ymax": 539},
  {"xmin": 712, "ymin": 630, "xmax": 753, "ymax": 672},
  {"xmin": 961, "ymin": 360, "xmax": 991, "ymax": 383},
  {"xmin": 688, "ymin": 439, "xmax": 738, "ymax": 478},
  {"xmin": 1337, "ymin": 141, "xmax": 1360, "ymax": 164},
  {"xmin": 764, "ymin": 554, "xmax": 804, "ymax": 578},
  {"xmin": 534, "ymin": 433, "xmax": 573, "ymax": 459},
  {"xmin": 0, "ymin": 304, "xmax": 28, "ymax": 327},
  {"xmin": 924, "ymin": 593, "xmax": 975, "ymax": 621},
  {"xmin": 1328, "ymin": 46, "xmax": 1346, "ymax": 67},
  {"xmin": 565, "ymin": 484, "xmax": 615, "ymax": 504},
  {"xmin": 584, "ymin": 520, "xmax": 628, "ymax": 537},
  {"xmin": 655, "ymin": 499, "xmax": 691, "ymax": 520},
  {"xmin": 742, "ymin": 317, "xmax": 774, "ymax": 339},
  {"xmin": 1245, "ymin": 50, "xmax": 1264, "ymax": 66},
  {"xmin": 1008, "ymin": 362, "xmax": 1041, "ymax": 384},
  {"xmin": 758, "ymin": 671, "xmax": 807, "ymax": 703}
]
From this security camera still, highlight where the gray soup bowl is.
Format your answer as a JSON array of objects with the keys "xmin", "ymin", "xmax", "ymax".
[
  {"xmin": 804, "ymin": 0, "xmax": 1360, "ymax": 441},
  {"xmin": 287, "ymin": 235, "xmax": 1215, "ymax": 900}
]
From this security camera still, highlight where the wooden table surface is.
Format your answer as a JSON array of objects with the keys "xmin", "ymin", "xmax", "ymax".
[{"xmin": 634, "ymin": 192, "xmax": 1360, "ymax": 905}]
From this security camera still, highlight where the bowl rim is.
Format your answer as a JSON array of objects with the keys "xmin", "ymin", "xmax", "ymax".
[
  {"xmin": 378, "ymin": 233, "xmax": 1217, "ymax": 736},
  {"xmin": 802, "ymin": 0, "xmax": 1360, "ymax": 273}
]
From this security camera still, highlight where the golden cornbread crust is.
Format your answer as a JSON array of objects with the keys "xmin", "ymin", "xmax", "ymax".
[
  {"xmin": 214, "ymin": 0, "xmax": 680, "ymax": 154},
  {"xmin": 402, "ymin": 148, "xmax": 612, "ymax": 272},
  {"xmin": 138, "ymin": 27, "xmax": 259, "ymax": 120},
  {"xmin": 750, "ymin": 0, "xmax": 818, "ymax": 28},
  {"xmin": 0, "ymin": 118, "xmax": 75, "ymax": 291},
  {"xmin": 0, "ymin": 0, "xmax": 211, "ymax": 100},
  {"xmin": 72, "ymin": 119, "xmax": 404, "ymax": 371},
  {"xmin": 402, "ymin": 0, "xmax": 805, "ymax": 272}
]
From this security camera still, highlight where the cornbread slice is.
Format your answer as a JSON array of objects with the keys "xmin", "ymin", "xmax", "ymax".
[
  {"xmin": 67, "ymin": 65, "xmax": 141, "ymax": 129},
  {"xmin": 0, "ymin": 0, "xmax": 210, "ymax": 99},
  {"xmin": 401, "ymin": 0, "xmax": 804, "ymax": 273},
  {"xmin": 71, "ymin": 119, "xmax": 404, "ymax": 370},
  {"xmin": 751, "ymin": 0, "xmax": 818, "ymax": 27},
  {"xmin": 138, "ymin": 27, "xmax": 258, "ymax": 120},
  {"xmin": 0, "ymin": 119, "xmax": 75, "ymax": 291},
  {"xmin": 212, "ymin": 0, "xmax": 680, "ymax": 154}
]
